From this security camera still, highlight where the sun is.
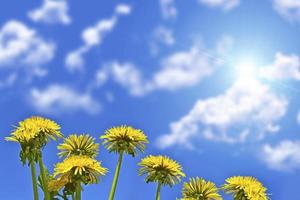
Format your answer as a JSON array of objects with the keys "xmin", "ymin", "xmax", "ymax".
[{"xmin": 235, "ymin": 59, "xmax": 258, "ymax": 81}]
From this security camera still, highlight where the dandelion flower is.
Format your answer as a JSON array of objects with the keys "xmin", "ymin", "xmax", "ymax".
[
  {"xmin": 6, "ymin": 116, "xmax": 62, "ymax": 146},
  {"xmin": 58, "ymin": 134, "xmax": 99, "ymax": 158},
  {"xmin": 54, "ymin": 155, "xmax": 107, "ymax": 184},
  {"xmin": 222, "ymin": 176, "xmax": 268, "ymax": 200},
  {"xmin": 139, "ymin": 155, "xmax": 185, "ymax": 200},
  {"xmin": 5, "ymin": 116, "xmax": 63, "ymax": 200},
  {"xmin": 53, "ymin": 155, "xmax": 107, "ymax": 200},
  {"xmin": 101, "ymin": 125, "xmax": 148, "ymax": 156},
  {"xmin": 139, "ymin": 155, "xmax": 185, "ymax": 186},
  {"xmin": 100, "ymin": 125, "xmax": 148, "ymax": 200},
  {"xmin": 180, "ymin": 177, "xmax": 222, "ymax": 200}
]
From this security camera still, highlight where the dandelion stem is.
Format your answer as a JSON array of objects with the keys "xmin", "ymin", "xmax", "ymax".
[
  {"xmin": 30, "ymin": 162, "xmax": 39, "ymax": 200},
  {"xmin": 155, "ymin": 182, "xmax": 162, "ymax": 200},
  {"xmin": 76, "ymin": 181, "xmax": 81, "ymax": 200},
  {"xmin": 108, "ymin": 152, "xmax": 124, "ymax": 200},
  {"xmin": 38, "ymin": 155, "xmax": 50, "ymax": 200}
]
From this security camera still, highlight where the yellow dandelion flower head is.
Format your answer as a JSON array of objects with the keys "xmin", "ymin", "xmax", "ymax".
[
  {"xmin": 6, "ymin": 116, "xmax": 62, "ymax": 145},
  {"xmin": 100, "ymin": 125, "xmax": 148, "ymax": 156},
  {"xmin": 138, "ymin": 155, "xmax": 185, "ymax": 187},
  {"xmin": 222, "ymin": 176, "xmax": 268, "ymax": 200},
  {"xmin": 54, "ymin": 155, "xmax": 107, "ymax": 185},
  {"xmin": 181, "ymin": 177, "xmax": 222, "ymax": 200},
  {"xmin": 58, "ymin": 134, "xmax": 99, "ymax": 158}
]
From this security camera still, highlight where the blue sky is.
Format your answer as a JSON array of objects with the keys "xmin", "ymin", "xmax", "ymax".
[{"xmin": 1, "ymin": 0, "xmax": 300, "ymax": 199}]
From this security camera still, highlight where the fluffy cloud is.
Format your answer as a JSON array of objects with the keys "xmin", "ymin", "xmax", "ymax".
[
  {"xmin": 92, "ymin": 62, "xmax": 148, "ymax": 96},
  {"xmin": 262, "ymin": 140, "xmax": 300, "ymax": 171},
  {"xmin": 151, "ymin": 46, "xmax": 214, "ymax": 90},
  {"xmin": 273, "ymin": 0, "xmax": 300, "ymax": 22},
  {"xmin": 94, "ymin": 45, "xmax": 216, "ymax": 96},
  {"xmin": 92, "ymin": 37, "xmax": 233, "ymax": 96},
  {"xmin": 30, "ymin": 84, "xmax": 100, "ymax": 115},
  {"xmin": 160, "ymin": 0, "xmax": 177, "ymax": 20},
  {"xmin": 156, "ymin": 78, "xmax": 288, "ymax": 148},
  {"xmin": 0, "ymin": 20, "xmax": 55, "ymax": 77},
  {"xmin": 28, "ymin": 0, "xmax": 71, "ymax": 25},
  {"xmin": 65, "ymin": 4, "xmax": 131, "ymax": 72},
  {"xmin": 198, "ymin": 0, "xmax": 240, "ymax": 11},
  {"xmin": 115, "ymin": 4, "xmax": 132, "ymax": 15},
  {"xmin": 260, "ymin": 52, "xmax": 300, "ymax": 80}
]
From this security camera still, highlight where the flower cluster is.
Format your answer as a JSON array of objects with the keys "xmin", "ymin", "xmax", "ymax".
[{"xmin": 6, "ymin": 117, "xmax": 270, "ymax": 200}]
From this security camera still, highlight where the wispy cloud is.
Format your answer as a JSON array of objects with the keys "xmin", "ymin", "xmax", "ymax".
[
  {"xmin": 156, "ymin": 78, "xmax": 288, "ymax": 149},
  {"xmin": 273, "ymin": 0, "xmax": 300, "ymax": 22},
  {"xmin": 259, "ymin": 52, "xmax": 300, "ymax": 81},
  {"xmin": 92, "ymin": 46, "xmax": 214, "ymax": 96},
  {"xmin": 0, "ymin": 20, "xmax": 55, "ymax": 79},
  {"xmin": 30, "ymin": 84, "xmax": 101, "ymax": 115},
  {"xmin": 160, "ymin": 0, "xmax": 177, "ymax": 20},
  {"xmin": 149, "ymin": 25, "xmax": 175, "ymax": 55},
  {"xmin": 261, "ymin": 140, "xmax": 300, "ymax": 171},
  {"xmin": 65, "ymin": 4, "xmax": 131, "ymax": 72},
  {"xmin": 297, "ymin": 111, "xmax": 300, "ymax": 124},
  {"xmin": 105, "ymin": 62, "xmax": 148, "ymax": 96},
  {"xmin": 198, "ymin": 0, "xmax": 240, "ymax": 11},
  {"xmin": 28, "ymin": 0, "xmax": 71, "ymax": 25},
  {"xmin": 91, "ymin": 37, "xmax": 232, "ymax": 96}
]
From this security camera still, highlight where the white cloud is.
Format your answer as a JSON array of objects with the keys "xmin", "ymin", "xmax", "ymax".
[
  {"xmin": 156, "ymin": 78, "xmax": 288, "ymax": 148},
  {"xmin": 30, "ymin": 84, "xmax": 100, "ymax": 115},
  {"xmin": 297, "ymin": 111, "xmax": 300, "ymax": 124},
  {"xmin": 91, "ymin": 37, "xmax": 233, "ymax": 96},
  {"xmin": 65, "ymin": 4, "xmax": 131, "ymax": 72},
  {"xmin": 160, "ymin": 0, "xmax": 177, "ymax": 20},
  {"xmin": 198, "ymin": 0, "xmax": 240, "ymax": 11},
  {"xmin": 93, "ymin": 62, "xmax": 149, "ymax": 96},
  {"xmin": 260, "ymin": 52, "xmax": 300, "ymax": 81},
  {"xmin": 0, "ymin": 20, "xmax": 55, "ymax": 77},
  {"xmin": 115, "ymin": 4, "xmax": 132, "ymax": 15},
  {"xmin": 94, "ymin": 45, "xmax": 216, "ymax": 96},
  {"xmin": 262, "ymin": 140, "xmax": 300, "ymax": 171},
  {"xmin": 65, "ymin": 48, "xmax": 86, "ymax": 72},
  {"xmin": 82, "ymin": 18, "xmax": 117, "ymax": 46},
  {"xmin": 151, "ymin": 46, "xmax": 213, "ymax": 90},
  {"xmin": 28, "ymin": 0, "xmax": 71, "ymax": 25},
  {"xmin": 273, "ymin": 0, "xmax": 300, "ymax": 22},
  {"xmin": 150, "ymin": 26, "xmax": 175, "ymax": 55}
]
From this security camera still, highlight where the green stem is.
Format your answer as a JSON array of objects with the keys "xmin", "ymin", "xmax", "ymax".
[
  {"xmin": 38, "ymin": 155, "xmax": 50, "ymax": 200},
  {"xmin": 75, "ymin": 181, "xmax": 81, "ymax": 200},
  {"xmin": 155, "ymin": 182, "xmax": 162, "ymax": 200},
  {"xmin": 108, "ymin": 152, "xmax": 124, "ymax": 200},
  {"xmin": 30, "ymin": 162, "xmax": 39, "ymax": 200},
  {"xmin": 72, "ymin": 192, "xmax": 75, "ymax": 200}
]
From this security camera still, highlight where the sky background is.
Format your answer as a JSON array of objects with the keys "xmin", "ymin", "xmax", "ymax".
[{"xmin": 1, "ymin": 0, "xmax": 300, "ymax": 199}]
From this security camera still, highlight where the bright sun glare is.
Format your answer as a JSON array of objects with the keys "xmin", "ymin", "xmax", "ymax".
[{"xmin": 235, "ymin": 60, "xmax": 258, "ymax": 81}]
